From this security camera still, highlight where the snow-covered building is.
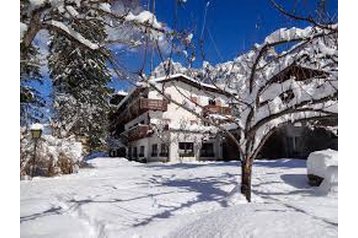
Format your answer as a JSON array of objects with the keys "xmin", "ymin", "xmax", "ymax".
[
  {"xmin": 110, "ymin": 74, "xmax": 233, "ymax": 162},
  {"xmin": 110, "ymin": 70, "xmax": 337, "ymax": 162}
]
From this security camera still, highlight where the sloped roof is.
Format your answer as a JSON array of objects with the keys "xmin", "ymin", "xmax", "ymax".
[{"xmin": 148, "ymin": 73, "xmax": 232, "ymax": 96}]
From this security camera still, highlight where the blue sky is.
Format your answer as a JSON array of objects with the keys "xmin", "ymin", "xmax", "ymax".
[
  {"xmin": 32, "ymin": 0, "xmax": 338, "ymax": 104},
  {"xmin": 115, "ymin": 0, "xmax": 338, "ymax": 83}
]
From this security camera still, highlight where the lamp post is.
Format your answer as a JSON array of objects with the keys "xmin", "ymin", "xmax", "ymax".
[{"xmin": 30, "ymin": 123, "xmax": 43, "ymax": 177}]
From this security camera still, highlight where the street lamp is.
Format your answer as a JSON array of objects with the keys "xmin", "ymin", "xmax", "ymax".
[
  {"xmin": 30, "ymin": 127, "xmax": 42, "ymax": 139},
  {"xmin": 30, "ymin": 123, "xmax": 43, "ymax": 177}
]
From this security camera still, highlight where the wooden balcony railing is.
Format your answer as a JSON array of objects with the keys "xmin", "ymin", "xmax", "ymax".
[
  {"xmin": 139, "ymin": 98, "xmax": 168, "ymax": 111},
  {"xmin": 127, "ymin": 124, "xmax": 151, "ymax": 142},
  {"xmin": 118, "ymin": 98, "xmax": 168, "ymax": 124},
  {"xmin": 202, "ymin": 104, "xmax": 231, "ymax": 116}
]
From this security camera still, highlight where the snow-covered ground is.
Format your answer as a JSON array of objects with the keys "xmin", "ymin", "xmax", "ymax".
[{"xmin": 20, "ymin": 158, "xmax": 337, "ymax": 238}]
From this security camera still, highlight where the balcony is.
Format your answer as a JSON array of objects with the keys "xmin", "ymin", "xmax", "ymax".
[
  {"xmin": 127, "ymin": 124, "xmax": 152, "ymax": 142},
  {"xmin": 202, "ymin": 104, "xmax": 231, "ymax": 117},
  {"xmin": 118, "ymin": 98, "xmax": 168, "ymax": 124}
]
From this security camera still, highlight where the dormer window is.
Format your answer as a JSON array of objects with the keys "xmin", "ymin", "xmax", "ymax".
[{"xmin": 208, "ymin": 99, "xmax": 216, "ymax": 105}]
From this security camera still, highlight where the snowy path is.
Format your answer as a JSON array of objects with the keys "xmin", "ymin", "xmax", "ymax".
[{"xmin": 20, "ymin": 158, "xmax": 337, "ymax": 238}]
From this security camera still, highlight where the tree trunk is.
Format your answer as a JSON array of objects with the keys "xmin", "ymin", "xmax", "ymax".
[{"xmin": 241, "ymin": 158, "xmax": 253, "ymax": 202}]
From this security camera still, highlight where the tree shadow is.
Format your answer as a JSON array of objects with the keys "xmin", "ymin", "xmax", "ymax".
[
  {"xmin": 257, "ymin": 194, "xmax": 338, "ymax": 227},
  {"xmin": 20, "ymin": 206, "xmax": 63, "ymax": 223},
  {"xmin": 254, "ymin": 159, "xmax": 306, "ymax": 169},
  {"xmin": 280, "ymin": 174, "xmax": 311, "ymax": 189},
  {"xmin": 146, "ymin": 161, "xmax": 240, "ymax": 170},
  {"xmin": 55, "ymin": 173, "xmax": 235, "ymax": 228},
  {"xmin": 130, "ymin": 172, "xmax": 236, "ymax": 227}
]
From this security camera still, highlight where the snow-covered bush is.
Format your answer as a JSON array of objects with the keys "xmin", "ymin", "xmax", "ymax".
[
  {"xmin": 307, "ymin": 149, "xmax": 338, "ymax": 186},
  {"xmin": 20, "ymin": 130, "xmax": 83, "ymax": 179}
]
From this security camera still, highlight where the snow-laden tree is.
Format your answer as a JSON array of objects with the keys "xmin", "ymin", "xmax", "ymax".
[
  {"xmin": 20, "ymin": 0, "xmax": 169, "ymax": 147},
  {"xmin": 20, "ymin": 0, "xmax": 165, "ymax": 51},
  {"xmin": 220, "ymin": 25, "xmax": 338, "ymax": 201},
  {"xmin": 145, "ymin": 24, "xmax": 338, "ymax": 202},
  {"xmin": 48, "ymin": 2, "xmax": 112, "ymax": 152}
]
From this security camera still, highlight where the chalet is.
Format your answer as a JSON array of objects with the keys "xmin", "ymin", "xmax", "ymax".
[
  {"xmin": 110, "ymin": 67, "xmax": 337, "ymax": 162},
  {"xmin": 110, "ymin": 73, "xmax": 233, "ymax": 162}
]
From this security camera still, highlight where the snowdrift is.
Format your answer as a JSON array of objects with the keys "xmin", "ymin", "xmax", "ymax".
[
  {"xmin": 306, "ymin": 149, "xmax": 338, "ymax": 186},
  {"xmin": 168, "ymin": 203, "xmax": 337, "ymax": 238}
]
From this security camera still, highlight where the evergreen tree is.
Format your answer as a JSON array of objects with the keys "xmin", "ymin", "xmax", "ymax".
[
  {"xmin": 20, "ymin": 0, "xmax": 44, "ymax": 126},
  {"xmin": 48, "ymin": 6, "xmax": 112, "ymax": 152}
]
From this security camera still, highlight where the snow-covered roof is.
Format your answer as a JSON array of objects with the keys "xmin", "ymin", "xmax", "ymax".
[
  {"xmin": 148, "ymin": 73, "xmax": 231, "ymax": 95},
  {"xmin": 116, "ymin": 73, "xmax": 231, "ymax": 110},
  {"xmin": 116, "ymin": 90, "xmax": 128, "ymax": 96},
  {"xmin": 30, "ymin": 123, "xmax": 44, "ymax": 131}
]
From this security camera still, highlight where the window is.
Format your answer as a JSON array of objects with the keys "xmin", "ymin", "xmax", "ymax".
[
  {"xmin": 200, "ymin": 143, "xmax": 215, "ymax": 157},
  {"xmin": 139, "ymin": 146, "xmax": 145, "ymax": 157},
  {"xmin": 160, "ymin": 143, "xmax": 169, "ymax": 157},
  {"xmin": 128, "ymin": 147, "xmax": 132, "ymax": 159},
  {"xmin": 208, "ymin": 99, "xmax": 216, "ymax": 105},
  {"xmin": 151, "ymin": 144, "xmax": 158, "ymax": 157},
  {"xmin": 133, "ymin": 147, "xmax": 138, "ymax": 158},
  {"xmin": 179, "ymin": 142, "xmax": 194, "ymax": 157}
]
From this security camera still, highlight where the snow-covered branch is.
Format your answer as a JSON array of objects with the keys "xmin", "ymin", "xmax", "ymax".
[{"xmin": 45, "ymin": 20, "xmax": 100, "ymax": 50}]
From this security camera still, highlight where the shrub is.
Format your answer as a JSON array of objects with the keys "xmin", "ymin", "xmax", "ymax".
[{"xmin": 20, "ymin": 129, "xmax": 83, "ymax": 179}]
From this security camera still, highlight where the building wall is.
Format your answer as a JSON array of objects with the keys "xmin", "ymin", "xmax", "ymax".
[
  {"xmin": 128, "ymin": 131, "xmax": 224, "ymax": 163},
  {"xmin": 128, "ymin": 131, "xmax": 171, "ymax": 162},
  {"xmin": 125, "ymin": 79, "xmax": 230, "ymax": 163},
  {"xmin": 149, "ymin": 80, "xmax": 229, "ymax": 128},
  {"xmin": 127, "ymin": 137, "xmax": 150, "ymax": 162},
  {"xmin": 167, "ymin": 131, "xmax": 223, "ymax": 162}
]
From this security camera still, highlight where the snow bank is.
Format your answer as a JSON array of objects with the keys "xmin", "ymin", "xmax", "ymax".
[
  {"xmin": 307, "ymin": 149, "xmax": 338, "ymax": 179},
  {"xmin": 21, "ymin": 158, "xmax": 337, "ymax": 237},
  {"xmin": 319, "ymin": 165, "xmax": 338, "ymax": 195},
  {"xmin": 224, "ymin": 184, "xmax": 264, "ymax": 206},
  {"xmin": 168, "ymin": 203, "xmax": 337, "ymax": 238}
]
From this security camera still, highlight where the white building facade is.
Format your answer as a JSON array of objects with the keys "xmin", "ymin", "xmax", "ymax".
[{"xmin": 113, "ymin": 74, "xmax": 233, "ymax": 162}]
